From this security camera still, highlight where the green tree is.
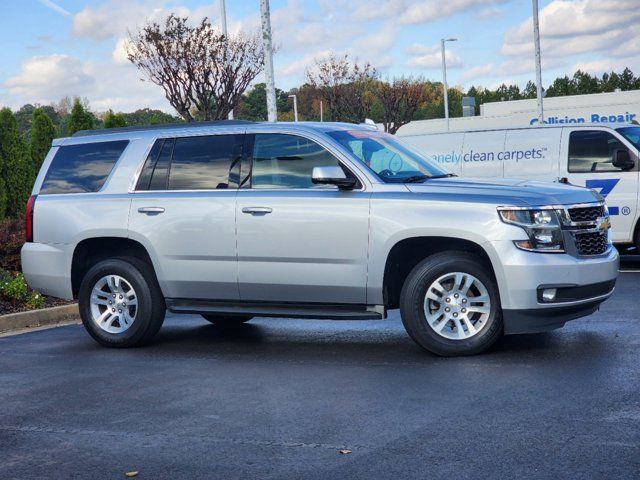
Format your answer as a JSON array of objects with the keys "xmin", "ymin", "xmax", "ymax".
[
  {"xmin": 104, "ymin": 109, "xmax": 127, "ymax": 128},
  {"xmin": 573, "ymin": 70, "xmax": 599, "ymax": 94},
  {"xmin": 0, "ymin": 108, "xmax": 31, "ymax": 218},
  {"xmin": 122, "ymin": 108, "xmax": 180, "ymax": 126},
  {"xmin": 67, "ymin": 99, "xmax": 94, "ymax": 135},
  {"xmin": 29, "ymin": 108, "xmax": 56, "ymax": 183},
  {"xmin": 236, "ymin": 83, "xmax": 291, "ymax": 121}
]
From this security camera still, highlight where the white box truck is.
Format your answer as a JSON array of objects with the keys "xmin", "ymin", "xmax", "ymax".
[{"xmin": 396, "ymin": 123, "xmax": 640, "ymax": 246}]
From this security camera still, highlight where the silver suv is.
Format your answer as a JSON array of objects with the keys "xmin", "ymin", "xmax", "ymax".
[{"xmin": 21, "ymin": 121, "xmax": 619, "ymax": 355}]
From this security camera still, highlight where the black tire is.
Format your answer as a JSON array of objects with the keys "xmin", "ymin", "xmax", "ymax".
[
  {"xmin": 201, "ymin": 314, "xmax": 253, "ymax": 326},
  {"xmin": 78, "ymin": 257, "xmax": 166, "ymax": 348},
  {"xmin": 399, "ymin": 251, "xmax": 503, "ymax": 356}
]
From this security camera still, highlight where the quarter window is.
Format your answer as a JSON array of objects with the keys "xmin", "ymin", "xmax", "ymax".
[
  {"xmin": 568, "ymin": 131, "xmax": 628, "ymax": 173},
  {"xmin": 40, "ymin": 140, "xmax": 128, "ymax": 194},
  {"xmin": 251, "ymin": 134, "xmax": 342, "ymax": 189}
]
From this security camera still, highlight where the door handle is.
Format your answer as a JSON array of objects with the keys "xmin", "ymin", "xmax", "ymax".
[
  {"xmin": 138, "ymin": 207, "xmax": 165, "ymax": 215},
  {"xmin": 242, "ymin": 206, "xmax": 272, "ymax": 215}
]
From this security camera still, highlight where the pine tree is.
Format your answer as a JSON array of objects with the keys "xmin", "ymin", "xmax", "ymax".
[
  {"xmin": 67, "ymin": 99, "xmax": 94, "ymax": 135},
  {"xmin": 29, "ymin": 108, "xmax": 56, "ymax": 184},
  {"xmin": 104, "ymin": 109, "xmax": 127, "ymax": 128},
  {"xmin": 0, "ymin": 108, "xmax": 31, "ymax": 218}
]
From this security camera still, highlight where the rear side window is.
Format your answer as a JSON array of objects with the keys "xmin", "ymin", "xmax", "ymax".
[
  {"xmin": 169, "ymin": 135, "xmax": 240, "ymax": 190},
  {"xmin": 568, "ymin": 131, "xmax": 627, "ymax": 173},
  {"xmin": 40, "ymin": 140, "xmax": 128, "ymax": 194}
]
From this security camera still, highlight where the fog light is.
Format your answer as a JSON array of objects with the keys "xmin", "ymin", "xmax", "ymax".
[{"xmin": 542, "ymin": 288, "xmax": 557, "ymax": 302}]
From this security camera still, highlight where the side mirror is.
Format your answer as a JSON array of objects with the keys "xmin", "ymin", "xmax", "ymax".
[
  {"xmin": 312, "ymin": 166, "xmax": 356, "ymax": 190},
  {"xmin": 612, "ymin": 149, "xmax": 635, "ymax": 170}
]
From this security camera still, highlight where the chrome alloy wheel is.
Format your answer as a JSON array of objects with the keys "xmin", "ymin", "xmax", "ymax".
[
  {"xmin": 90, "ymin": 275, "xmax": 138, "ymax": 334},
  {"xmin": 423, "ymin": 272, "xmax": 491, "ymax": 340}
]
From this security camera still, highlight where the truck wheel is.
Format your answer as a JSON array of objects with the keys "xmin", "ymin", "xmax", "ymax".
[
  {"xmin": 78, "ymin": 257, "xmax": 166, "ymax": 348},
  {"xmin": 399, "ymin": 252, "xmax": 503, "ymax": 356},
  {"xmin": 201, "ymin": 314, "xmax": 253, "ymax": 326}
]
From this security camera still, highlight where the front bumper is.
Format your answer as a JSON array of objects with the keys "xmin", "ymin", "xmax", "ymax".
[{"xmin": 485, "ymin": 240, "xmax": 619, "ymax": 334}]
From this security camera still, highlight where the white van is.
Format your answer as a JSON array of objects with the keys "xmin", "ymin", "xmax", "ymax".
[{"xmin": 396, "ymin": 123, "xmax": 640, "ymax": 246}]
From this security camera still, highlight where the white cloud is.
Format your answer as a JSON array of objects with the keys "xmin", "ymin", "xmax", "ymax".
[
  {"xmin": 502, "ymin": 0, "xmax": 640, "ymax": 59},
  {"xmin": 0, "ymin": 54, "xmax": 169, "ymax": 112},
  {"xmin": 2, "ymin": 55, "xmax": 94, "ymax": 101},
  {"xmin": 406, "ymin": 44, "xmax": 463, "ymax": 69},
  {"xmin": 400, "ymin": 0, "xmax": 507, "ymax": 24},
  {"xmin": 460, "ymin": 63, "xmax": 496, "ymax": 81}
]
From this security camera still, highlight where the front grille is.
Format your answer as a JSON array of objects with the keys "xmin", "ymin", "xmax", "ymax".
[
  {"xmin": 574, "ymin": 231, "xmax": 609, "ymax": 255},
  {"xmin": 568, "ymin": 205, "xmax": 605, "ymax": 223}
]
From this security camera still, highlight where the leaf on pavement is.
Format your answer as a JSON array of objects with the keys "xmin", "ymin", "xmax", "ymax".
[
  {"xmin": 125, "ymin": 471, "xmax": 139, "ymax": 478},
  {"xmin": 339, "ymin": 449, "xmax": 352, "ymax": 455}
]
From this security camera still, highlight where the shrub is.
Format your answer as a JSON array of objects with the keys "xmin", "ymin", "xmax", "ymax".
[
  {"xmin": 0, "ymin": 217, "xmax": 23, "ymax": 272},
  {"xmin": 25, "ymin": 291, "xmax": 45, "ymax": 310},
  {"xmin": 1, "ymin": 272, "xmax": 28, "ymax": 302}
]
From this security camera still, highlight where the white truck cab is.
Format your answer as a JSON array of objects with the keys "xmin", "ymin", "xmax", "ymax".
[{"xmin": 397, "ymin": 123, "xmax": 640, "ymax": 246}]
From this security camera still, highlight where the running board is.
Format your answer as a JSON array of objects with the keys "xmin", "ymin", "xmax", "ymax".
[{"xmin": 166, "ymin": 299, "xmax": 385, "ymax": 320}]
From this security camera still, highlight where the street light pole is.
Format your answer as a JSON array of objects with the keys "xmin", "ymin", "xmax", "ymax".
[
  {"xmin": 288, "ymin": 94, "xmax": 298, "ymax": 122},
  {"xmin": 260, "ymin": 0, "xmax": 277, "ymax": 122},
  {"xmin": 441, "ymin": 37, "xmax": 457, "ymax": 131},
  {"xmin": 220, "ymin": 0, "xmax": 234, "ymax": 120},
  {"xmin": 532, "ymin": 0, "xmax": 544, "ymax": 125}
]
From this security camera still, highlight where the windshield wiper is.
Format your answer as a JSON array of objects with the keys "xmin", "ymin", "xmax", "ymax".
[
  {"xmin": 401, "ymin": 175, "xmax": 430, "ymax": 183},
  {"xmin": 427, "ymin": 173, "xmax": 457, "ymax": 179},
  {"xmin": 401, "ymin": 173, "xmax": 457, "ymax": 183}
]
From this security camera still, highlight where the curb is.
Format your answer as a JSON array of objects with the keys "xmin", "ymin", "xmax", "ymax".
[{"xmin": 0, "ymin": 304, "xmax": 79, "ymax": 334}]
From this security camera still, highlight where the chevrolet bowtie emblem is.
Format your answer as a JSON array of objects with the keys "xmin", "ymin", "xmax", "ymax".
[{"xmin": 597, "ymin": 217, "xmax": 611, "ymax": 231}]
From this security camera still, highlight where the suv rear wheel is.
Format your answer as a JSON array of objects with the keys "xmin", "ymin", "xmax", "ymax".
[
  {"xmin": 400, "ymin": 252, "xmax": 503, "ymax": 356},
  {"xmin": 201, "ymin": 314, "xmax": 253, "ymax": 326},
  {"xmin": 78, "ymin": 257, "xmax": 166, "ymax": 347}
]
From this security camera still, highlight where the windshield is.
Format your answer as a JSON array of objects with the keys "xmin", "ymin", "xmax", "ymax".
[
  {"xmin": 327, "ymin": 129, "xmax": 449, "ymax": 183},
  {"xmin": 617, "ymin": 126, "xmax": 640, "ymax": 149}
]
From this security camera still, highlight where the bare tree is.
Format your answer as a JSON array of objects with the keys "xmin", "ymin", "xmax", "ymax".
[
  {"xmin": 306, "ymin": 53, "xmax": 377, "ymax": 123},
  {"xmin": 127, "ymin": 15, "xmax": 264, "ymax": 122},
  {"xmin": 374, "ymin": 77, "xmax": 426, "ymax": 134}
]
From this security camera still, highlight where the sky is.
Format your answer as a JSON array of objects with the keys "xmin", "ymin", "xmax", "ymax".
[{"xmin": 0, "ymin": 0, "xmax": 639, "ymax": 113}]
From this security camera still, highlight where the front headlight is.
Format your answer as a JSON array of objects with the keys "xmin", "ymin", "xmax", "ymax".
[{"xmin": 498, "ymin": 208, "xmax": 564, "ymax": 253}]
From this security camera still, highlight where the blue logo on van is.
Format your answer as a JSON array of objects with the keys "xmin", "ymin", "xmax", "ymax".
[
  {"xmin": 585, "ymin": 178, "xmax": 620, "ymax": 215},
  {"xmin": 529, "ymin": 112, "xmax": 637, "ymax": 125}
]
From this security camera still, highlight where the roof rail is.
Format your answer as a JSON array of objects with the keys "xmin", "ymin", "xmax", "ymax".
[{"xmin": 72, "ymin": 119, "xmax": 256, "ymax": 137}]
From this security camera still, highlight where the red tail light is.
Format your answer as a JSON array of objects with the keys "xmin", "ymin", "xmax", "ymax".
[{"xmin": 25, "ymin": 195, "xmax": 37, "ymax": 243}]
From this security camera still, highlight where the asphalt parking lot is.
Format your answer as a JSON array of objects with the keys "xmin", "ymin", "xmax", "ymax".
[{"xmin": 1, "ymin": 268, "xmax": 639, "ymax": 479}]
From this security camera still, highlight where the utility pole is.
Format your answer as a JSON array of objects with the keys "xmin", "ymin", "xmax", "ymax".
[
  {"xmin": 319, "ymin": 100, "xmax": 323, "ymax": 122},
  {"xmin": 220, "ymin": 0, "xmax": 234, "ymax": 120},
  {"xmin": 288, "ymin": 94, "xmax": 298, "ymax": 121},
  {"xmin": 532, "ymin": 0, "xmax": 544, "ymax": 125},
  {"xmin": 441, "ymin": 38, "xmax": 457, "ymax": 131},
  {"xmin": 260, "ymin": 0, "xmax": 277, "ymax": 122}
]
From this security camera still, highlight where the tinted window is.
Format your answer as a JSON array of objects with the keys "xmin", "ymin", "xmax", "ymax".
[
  {"xmin": 40, "ymin": 140, "xmax": 128, "ymax": 194},
  {"xmin": 148, "ymin": 139, "xmax": 174, "ymax": 191},
  {"xmin": 136, "ymin": 139, "xmax": 164, "ymax": 191},
  {"xmin": 168, "ymin": 135, "xmax": 239, "ymax": 190},
  {"xmin": 569, "ymin": 131, "xmax": 627, "ymax": 173},
  {"xmin": 251, "ymin": 134, "xmax": 341, "ymax": 189}
]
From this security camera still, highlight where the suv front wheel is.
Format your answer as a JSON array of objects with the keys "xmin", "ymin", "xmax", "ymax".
[
  {"xmin": 400, "ymin": 252, "xmax": 503, "ymax": 356},
  {"xmin": 78, "ymin": 257, "xmax": 166, "ymax": 347}
]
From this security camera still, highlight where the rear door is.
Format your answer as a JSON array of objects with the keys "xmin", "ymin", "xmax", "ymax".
[
  {"xmin": 561, "ymin": 127, "xmax": 639, "ymax": 243},
  {"xmin": 129, "ymin": 133, "xmax": 243, "ymax": 300},
  {"xmin": 235, "ymin": 132, "xmax": 370, "ymax": 304}
]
